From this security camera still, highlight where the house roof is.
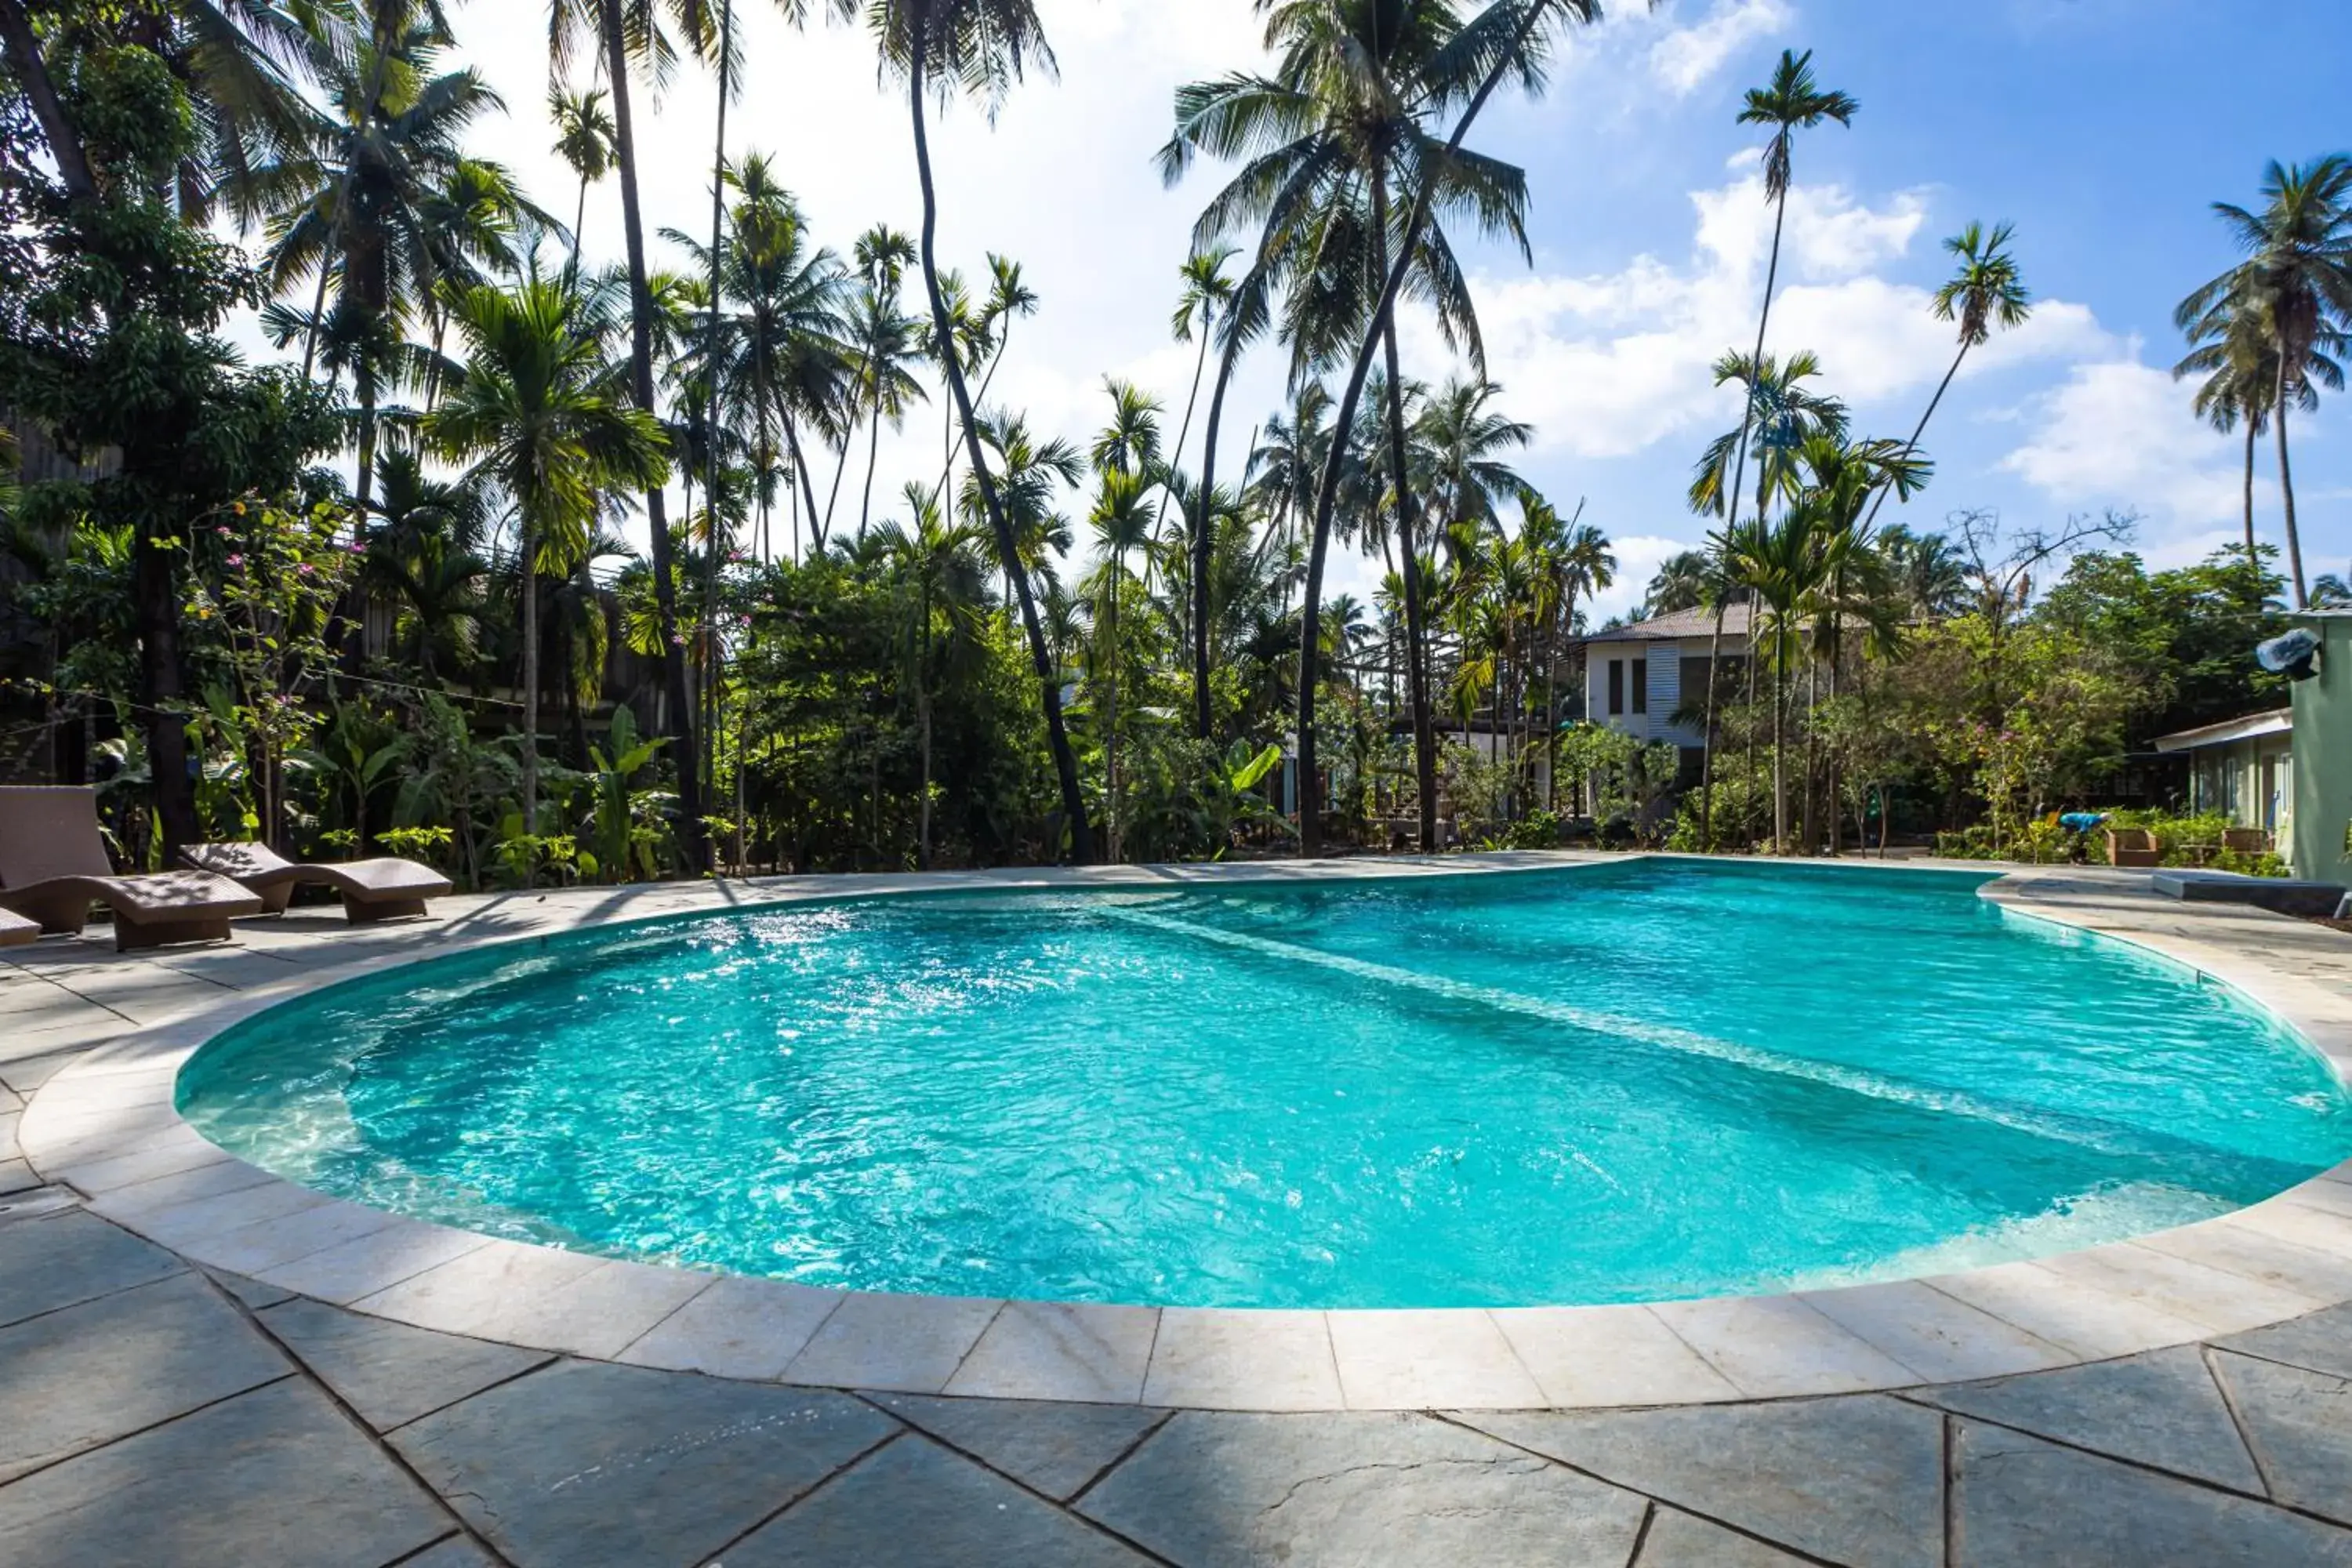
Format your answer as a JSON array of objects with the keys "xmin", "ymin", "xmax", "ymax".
[
  {"xmin": 2152, "ymin": 709, "xmax": 2293, "ymax": 753},
  {"xmin": 1581, "ymin": 602, "xmax": 1754, "ymax": 644}
]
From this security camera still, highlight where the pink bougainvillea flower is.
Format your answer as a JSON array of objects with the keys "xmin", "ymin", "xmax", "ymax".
[{"xmin": 225, "ymin": 554, "xmax": 244, "ymax": 568}]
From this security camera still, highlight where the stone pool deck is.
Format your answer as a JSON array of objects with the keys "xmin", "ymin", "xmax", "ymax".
[{"xmin": 5, "ymin": 854, "xmax": 2352, "ymax": 1564}]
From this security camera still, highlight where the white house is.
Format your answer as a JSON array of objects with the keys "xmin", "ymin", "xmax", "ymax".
[
  {"xmin": 1579, "ymin": 603, "xmax": 1753, "ymax": 778},
  {"xmin": 2153, "ymin": 708, "xmax": 2293, "ymax": 837}
]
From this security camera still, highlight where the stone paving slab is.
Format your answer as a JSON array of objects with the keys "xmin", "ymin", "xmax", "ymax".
[
  {"xmin": 1077, "ymin": 1410, "xmax": 1649, "ymax": 1568},
  {"xmin": 392, "ymin": 1359, "xmax": 900, "ymax": 1568},
  {"xmin": 0, "ymin": 1210, "xmax": 183, "ymax": 1327},
  {"xmin": 1948, "ymin": 1419, "xmax": 2352, "ymax": 1566},
  {"xmin": 1636, "ymin": 1508, "xmax": 1819, "ymax": 1566},
  {"xmin": 2208, "ymin": 1348, "xmax": 2352, "ymax": 1525},
  {"xmin": 1464, "ymin": 1396, "xmax": 1946, "ymax": 1568},
  {"xmin": 722, "ymin": 1433, "xmax": 1156, "ymax": 1567},
  {"xmin": 0, "ymin": 1273, "xmax": 292, "ymax": 1484},
  {"xmin": 2216, "ymin": 1300, "xmax": 2352, "ymax": 1381},
  {"xmin": 258, "ymin": 1296, "xmax": 554, "ymax": 1432},
  {"xmin": 0, "ymin": 1378, "xmax": 454, "ymax": 1568},
  {"xmin": 1909, "ymin": 1345, "xmax": 2265, "ymax": 1493},
  {"xmin": 869, "ymin": 1392, "xmax": 1170, "ymax": 1501}
]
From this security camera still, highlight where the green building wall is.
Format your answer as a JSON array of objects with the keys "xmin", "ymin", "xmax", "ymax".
[{"xmin": 2289, "ymin": 613, "xmax": 2352, "ymax": 883}]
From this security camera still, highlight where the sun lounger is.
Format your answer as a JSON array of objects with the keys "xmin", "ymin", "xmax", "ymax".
[
  {"xmin": 0, "ymin": 907, "xmax": 38, "ymax": 949},
  {"xmin": 2104, "ymin": 827, "xmax": 2161, "ymax": 869},
  {"xmin": 0, "ymin": 786, "xmax": 264, "ymax": 950},
  {"xmin": 181, "ymin": 841, "xmax": 452, "ymax": 924}
]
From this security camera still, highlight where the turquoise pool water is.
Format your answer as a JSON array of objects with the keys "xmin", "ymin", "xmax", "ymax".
[{"xmin": 177, "ymin": 862, "xmax": 2352, "ymax": 1309}]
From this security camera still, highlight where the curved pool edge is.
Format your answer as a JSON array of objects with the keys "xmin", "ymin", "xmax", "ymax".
[{"xmin": 18, "ymin": 852, "xmax": 2352, "ymax": 1414}]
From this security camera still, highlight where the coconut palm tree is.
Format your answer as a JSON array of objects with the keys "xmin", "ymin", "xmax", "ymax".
[
  {"xmin": 1864, "ymin": 221, "xmax": 2029, "ymax": 531},
  {"xmin": 1087, "ymin": 465, "xmax": 1156, "ymax": 861},
  {"xmin": 1644, "ymin": 550, "xmax": 1711, "ymax": 617},
  {"xmin": 1718, "ymin": 49, "xmax": 1857, "ymax": 547},
  {"xmin": 548, "ymin": 0, "xmax": 731, "ymax": 870},
  {"xmin": 857, "ymin": 0, "xmax": 1091, "ymax": 862},
  {"xmin": 258, "ymin": 7, "xmax": 506, "ymax": 512},
  {"xmin": 548, "ymin": 81, "xmax": 616, "ymax": 281},
  {"xmin": 1162, "ymin": 0, "xmax": 1541, "ymax": 855},
  {"xmin": 427, "ymin": 278, "xmax": 669, "ymax": 834},
  {"xmin": 823, "ymin": 226, "xmax": 924, "ymax": 545},
  {"xmin": 874, "ymin": 489, "xmax": 990, "ymax": 867},
  {"xmin": 2176, "ymin": 156, "xmax": 2352, "ymax": 609},
  {"xmin": 1416, "ymin": 376, "xmax": 1531, "ymax": 535},
  {"xmin": 1239, "ymin": 0, "xmax": 1629, "ymax": 853}
]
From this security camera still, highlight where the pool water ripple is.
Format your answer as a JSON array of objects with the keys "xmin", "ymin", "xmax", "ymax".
[{"xmin": 176, "ymin": 862, "xmax": 2352, "ymax": 1309}]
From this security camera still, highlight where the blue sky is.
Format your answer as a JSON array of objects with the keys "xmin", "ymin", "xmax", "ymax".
[{"xmin": 299, "ymin": 0, "xmax": 2352, "ymax": 618}]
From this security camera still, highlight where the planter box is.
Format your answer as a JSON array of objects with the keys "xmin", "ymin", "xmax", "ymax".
[{"xmin": 2152, "ymin": 870, "xmax": 2348, "ymax": 919}]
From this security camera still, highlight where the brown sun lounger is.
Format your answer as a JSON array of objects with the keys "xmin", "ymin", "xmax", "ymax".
[
  {"xmin": 0, "ymin": 786, "xmax": 265, "ymax": 950},
  {"xmin": 0, "ymin": 907, "xmax": 37, "ymax": 949},
  {"xmin": 182, "ymin": 841, "xmax": 452, "ymax": 924}
]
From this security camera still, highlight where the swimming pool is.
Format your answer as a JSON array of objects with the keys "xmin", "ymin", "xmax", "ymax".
[{"xmin": 176, "ymin": 861, "xmax": 2352, "ymax": 1310}]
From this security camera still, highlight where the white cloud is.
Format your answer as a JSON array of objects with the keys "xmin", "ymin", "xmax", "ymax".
[
  {"xmin": 1649, "ymin": 0, "xmax": 1795, "ymax": 96},
  {"xmin": 1404, "ymin": 172, "xmax": 2113, "ymax": 469},
  {"xmin": 1998, "ymin": 357, "xmax": 2249, "ymax": 548}
]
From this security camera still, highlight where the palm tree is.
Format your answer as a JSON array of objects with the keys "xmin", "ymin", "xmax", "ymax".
[
  {"xmin": 2176, "ymin": 156, "xmax": 2352, "ymax": 609},
  {"xmin": 2176, "ymin": 309, "xmax": 2285, "ymax": 574},
  {"xmin": 1718, "ymin": 49, "xmax": 1857, "ymax": 552},
  {"xmin": 1690, "ymin": 350, "xmax": 1848, "ymax": 521},
  {"xmin": 1644, "ymin": 550, "xmax": 1711, "ymax": 616},
  {"xmin": 874, "ymin": 489, "xmax": 989, "ymax": 867},
  {"xmin": 548, "ymin": 82, "xmax": 616, "ymax": 281},
  {"xmin": 1088, "ymin": 465, "xmax": 1156, "ymax": 862},
  {"xmin": 550, "ymin": 0, "xmax": 729, "ymax": 871},
  {"xmin": 364, "ymin": 449, "xmax": 492, "ymax": 680},
  {"xmin": 1416, "ymin": 376, "xmax": 1531, "ymax": 535},
  {"xmin": 858, "ymin": 0, "xmax": 1091, "ymax": 862},
  {"xmin": 823, "ymin": 225, "xmax": 924, "ymax": 545},
  {"xmin": 1163, "ymin": 0, "xmax": 1539, "ymax": 855},
  {"xmin": 427, "ymin": 279, "xmax": 668, "ymax": 834},
  {"xmin": 1864, "ymin": 221, "xmax": 2029, "ymax": 531},
  {"xmin": 258, "ymin": 5, "xmax": 504, "ymax": 513}
]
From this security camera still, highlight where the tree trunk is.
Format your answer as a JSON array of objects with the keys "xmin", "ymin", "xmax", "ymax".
[
  {"xmin": 601, "ymin": 0, "xmax": 706, "ymax": 872},
  {"xmin": 1292, "ymin": 0, "xmax": 1558, "ymax": 855},
  {"xmin": 1192, "ymin": 326, "xmax": 1244, "ymax": 739},
  {"xmin": 521, "ymin": 526, "xmax": 539, "ymax": 835},
  {"xmin": 860, "ymin": 398, "xmax": 884, "ymax": 541},
  {"xmin": 0, "ymin": 0, "xmax": 96, "ymax": 202},
  {"xmin": 703, "ymin": 0, "xmax": 734, "ymax": 810},
  {"xmin": 1700, "ymin": 597, "xmax": 1724, "ymax": 851},
  {"xmin": 2276, "ymin": 354, "xmax": 2307, "ymax": 609},
  {"xmin": 132, "ymin": 513, "xmax": 199, "ymax": 855},
  {"xmin": 1372, "ymin": 176, "xmax": 1437, "ymax": 857},
  {"xmin": 1863, "ymin": 340, "xmax": 1967, "ymax": 533},
  {"xmin": 2241, "ymin": 416, "xmax": 2259, "ymax": 572},
  {"xmin": 1721, "ymin": 187, "xmax": 1791, "ymax": 544},
  {"xmin": 906, "ymin": 35, "xmax": 1091, "ymax": 863},
  {"xmin": 355, "ymin": 379, "xmax": 378, "ymax": 518}
]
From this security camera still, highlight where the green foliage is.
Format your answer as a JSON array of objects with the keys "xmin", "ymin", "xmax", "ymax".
[
  {"xmin": 377, "ymin": 825, "xmax": 455, "ymax": 865},
  {"xmin": 492, "ymin": 829, "xmax": 582, "ymax": 889}
]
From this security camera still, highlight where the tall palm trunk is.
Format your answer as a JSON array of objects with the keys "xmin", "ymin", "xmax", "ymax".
[
  {"xmin": 355, "ymin": 379, "xmax": 378, "ymax": 517},
  {"xmin": 906, "ymin": 31, "xmax": 1091, "ymax": 862},
  {"xmin": 1722, "ymin": 186, "xmax": 1791, "ymax": 551},
  {"xmin": 1770, "ymin": 623, "xmax": 1788, "ymax": 853},
  {"xmin": 1192, "ymin": 328, "xmax": 1243, "ymax": 739},
  {"xmin": 860, "ymin": 401, "xmax": 884, "ymax": 539},
  {"xmin": 1296, "ymin": 0, "xmax": 1563, "ymax": 855},
  {"xmin": 599, "ymin": 0, "xmax": 706, "ymax": 871},
  {"xmin": 1863, "ymin": 339, "xmax": 1967, "ymax": 532},
  {"xmin": 520, "ymin": 524, "xmax": 539, "ymax": 833},
  {"xmin": 702, "ymin": 0, "xmax": 734, "ymax": 808},
  {"xmin": 1371, "ymin": 178, "xmax": 1439, "ymax": 855},
  {"xmin": 1105, "ymin": 561, "xmax": 1120, "ymax": 862},
  {"xmin": 1699, "ymin": 597, "xmax": 1724, "ymax": 851},
  {"xmin": 2275, "ymin": 355, "xmax": 2307, "ymax": 608},
  {"xmin": 2240, "ymin": 416, "xmax": 2259, "ymax": 572}
]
